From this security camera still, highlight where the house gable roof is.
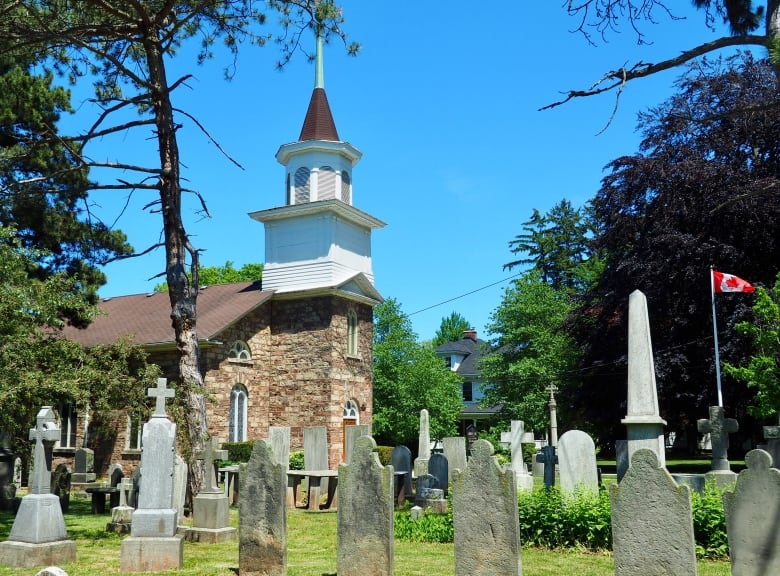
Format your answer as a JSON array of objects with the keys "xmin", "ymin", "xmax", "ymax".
[
  {"xmin": 62, "ymin": 281, "xmax": 274, "ymax": 347},
  {"xmin": 435, "ymin": 336, "xmax": 486, "ymax": 378}
]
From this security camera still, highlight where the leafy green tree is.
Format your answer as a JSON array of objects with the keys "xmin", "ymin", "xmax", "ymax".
[
  {"xmin": 479, "ymin": 271, "xmax": 580, "ymax": 432},
  {"xmin": 373, "ymin": 298, "xmax": 463, "ymax": 448},
  {"xmin": 724, "ymin": 273, "xmax": 780, "ymax": 421},
  {"xmin": 154, "ymin": 261, "xmax": 263, "ymax": 292},
  {"xmin": 0, "ymin": 226, "xmax": 157, "ymax": 467},
  {"xmin": 432, "ymin": 311, "xmax": 471, "ymax": 346}
]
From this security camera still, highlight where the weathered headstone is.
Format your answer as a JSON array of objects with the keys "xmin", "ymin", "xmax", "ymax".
[
  {"xmin": 509, "ymin": 421, "xmax": 533, "ymax": 491},
  {"xmin": 0, "ymin": 407, "xmax": 76, "ymax": 568},
  {"xmin": 34, "ymin": 567, "xmax": 68, "ymax": 576},
  {"xmin": 71, "ymin": 447, "xmax": 95, "ymax": 484},
  {"xmin": 120, "ymin": 378, "xmax": 183, "ymax": 572},
  {"xmin": 428, "ymin": 452, "xmax": 449, "ymax": 498},
  {"xmin": 413, "ymin": 409, "xmax": 430, "ymax": 477},
  {"xmin": 50, "ymin": 463, "xmax": 71, "ymax": 513},
  {"xmin": 390, "ymin": 445, "xmax": 412, "ymax": 505},
  {"xmin": 615, "ymin": 439, "xmax": 629, "ymax": 482},
  {"xmin": 535, "ymin": 444, "xmax": 558, "ymax": 490},
  {"xmin": 452, "ymin": 439, "xmax": 522, "ymax": 576},
  {"xmin": 188, "ymin": 436, "xmax": 235, "ymax": 543},
  {"xmin": 723, "ymin": 449, "xmax": 780, "ymax": 576},
  {"xmin": 558, "ymin": 430, "xmax": 598, "ymax": 496},
  {"xmin": 269, "ymin": 426, "xmax": 290, "ymax": 471},
  {"xmin": 303, "ymin": 425, "xmax": 329, "ymax": 501},
  {"xmin": 611, "ymin": 448, "xmax": 697, "ymax": 576},
  {"xmin": 337, "ymin": 435, "xmax": 394, "ymax": 576},
  {"xmin": 344, "ymin": 424, "xmax": 369, "ymax": 464},
  {"xmin": 759, "ymin": 425, "xmax": 780, "ymax": 467},
  {"xmin": 0, "ymin": 434, "xmax": 15, "ymax": 511},
  {"xmin": 697, "ymin": 405, "xmax": 738, "ymax": 486},
  {"xmin": 172, "ymin": 453, "xmax": 187, "ymax": 520},
  {"xmin": 622, "ymin": 290, "xmax": 667, "ymax": 469},
  {"xmin": 106, "ymin": 477, "xmax": 134, "ymax": 534},
  {"xmin": 442, "ymin": 437, "xmax": 466, "ymax": 484},
  {"xmin": 239, "ymin": 438, "xmax": 287, "ymax": 576}
]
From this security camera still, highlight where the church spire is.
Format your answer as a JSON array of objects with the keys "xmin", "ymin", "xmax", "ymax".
[
  {"xmin": 314, "ymin": 25, "xmax": 325, "ymax": 90},
  {"xmin": 298, "ymin": 22, "xmax": 339, "ymax": 142}
]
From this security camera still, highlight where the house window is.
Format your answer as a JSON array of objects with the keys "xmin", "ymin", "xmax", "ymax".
[
  {"xmin": 462, "ymin": 382, "xmax": 473, "ymax": 402},
  {"xmin": 341, "ymin": 170, "xmax": 351, "ymax": 204},
  {"xmin": 228, "ymin": 340, "xmax": 251, "ymax": 361},
  {"xmin": 294, "ymin": 167, "xmax": 310, "ymax": 203},
  {"xmin": 229, "ymin": 385, "xmax": 248, "ymax": 442},
  {"xmin": 347, "ymin": 309, "xmax": 358, "ymax": 356},
  {"xmin": 318, "ymin": 166, "xmax": 337, "ymax": 200},
  {"xmin": 444, "ymin": 355, "xmax": 452, "ymax": 369},
  {"xmin": 59, "ymin": 403, "xmax": 77, "ymax": 448},
  {"xmin": 126, "ymin": 413, "xmax": 143, "ymax": 451}
]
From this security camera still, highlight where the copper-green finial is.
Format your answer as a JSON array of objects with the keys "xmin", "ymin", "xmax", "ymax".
[{"xmin": 314, "ymin": 27, "xmax": 324, "ymax": 89}]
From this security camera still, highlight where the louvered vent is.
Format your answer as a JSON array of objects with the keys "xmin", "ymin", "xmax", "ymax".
[
  {"xmin": 318, "ymin": 166, "xmax": 337, "ymax": 200},
  {"xmin": 294, "ymin": 167, "xmax": 311, "ymax": 203},
  {"xmin": 341, "ymin": 170, "xmax": 351, "ymax": 204}
]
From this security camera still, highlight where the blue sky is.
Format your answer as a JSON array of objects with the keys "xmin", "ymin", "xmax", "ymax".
[{"xmin": 69, "ymin": 2, "xmax": 747, "ymax": 342}]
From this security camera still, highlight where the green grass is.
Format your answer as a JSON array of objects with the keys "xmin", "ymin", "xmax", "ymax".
[{"xmin": 0, "ymin": 496, "xmax": 731, "ymax": 575}]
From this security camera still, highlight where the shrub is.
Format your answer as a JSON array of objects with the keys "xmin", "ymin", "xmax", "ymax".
[
  {"xmin": 289, "ymin": 451, "xmax": 304, "ymax": 471},
  {"xmin": 376, "ymin": 445, "xmax": 393, "ymax": 466},
  {"xmin": 691, "ymin": 481, "xmax": 729, "ymax": 559},
  {"xmin": 395, "ymin": 506, "xmax": 454, "ymax": 543},
  {"xmin": 222, "ymin": 440, "xmax": 254, "ymax": 463}
]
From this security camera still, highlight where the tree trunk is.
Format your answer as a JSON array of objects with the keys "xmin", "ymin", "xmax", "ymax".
[{"xmin": 143, "ymin": 31, "xmax": 206, "ymax": 504}]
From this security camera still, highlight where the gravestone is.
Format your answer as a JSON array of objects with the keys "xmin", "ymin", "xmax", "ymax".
[
  {"xmin": 344, "ymin": 424, "xmax": 369, "ymax": 464},
  {"xmin": 0, "ymin": 434, "xmax": 15, "ymax": 511},
  {"xmin": 120, "ymin": 378, "xmax": 183, "ymax": 572},
  {"xmin": 303, "ymin": 426, "xmax": 329, "ymax": 502},
  {"xmin": 697, "ymin": 405, "xmax": 738, "ymax": 486},
  {"xmin": 622, "ymin": 290, "xmax": 667, "ymax": 470},
  {"xmin": 50, "ymin": 463, "xmax": 71, "ymax": 513},
  {"xmin": 337, "ymin": 435, "xmax": 394, "ymax": 576},
  {"xmin": 452, "ymin": 439, "xmax": 522, "ymax": 576},
  {"xmin": 611, "ymin": 448, "xmax": 697, "ymax": 576},
  {"xmin": 0, "ymin": 407, "xmax": 76, "ymax": 568},
  {"xmin": 269, "ymin": 426, "xmax": 290, "ymax": 471},
  {"xmin": 188, "ymin": 436, "xmax": 235, "ymax": 543},
  {"xmin": 239, "ymin": 438, "xmax": 287, "ymax": 576},
  {"xmin": 128, "ymin": 467, "xmax": 141, "ymax": 509},
  {"xmin": 71, "ymin": 447, "xmax": 95, "ymax": 484},
  {"xmin": 615, "ymin": 440, "xmax": 629, "ymax": 482},
  {"xmin": 558, "ymin": 430, "xmax": 598, "ymax": 496},
  {"xmin": 413, "ymin": 409, "xmax": 431, "ymax": 477},
  {"xmin": 535, "ymin": 444, "xmax": 558, "ymax": 490},
  {"xmin": 106, "ymin": 477, "xmax": 134, "ymax": 534},
  {"xmin": 172, "ymin": 453, "xmax": 187, "ymax": 519},
  {"xmin": 723, "ymin": 449, "xmax": 780, "ymax": 576},
  {"xmin": 758, "ymin": 425, "xmax": 780, "ymax": 467},
  {"xmin": 442, "ymin": 437, "xmax": 466, "ymax": 484},
  {"xmin": 34, "ymin": 567, "xmax": 68, "ymax": 576},
  {"xmin": 390, "ymin": 445, "xmax": 412, "ymax": 505},
  {"xmin": 428, "ymin": 452, "xmax": 449, "ymax": 498},
  {"xmin": 509, "ymin": 421, "xmax": 533, "ymax": 491}
]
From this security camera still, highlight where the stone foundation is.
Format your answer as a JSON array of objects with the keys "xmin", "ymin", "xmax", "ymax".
[
  {"xmin": 0, "ymin": 540, "xmax": 76, "ymax": 568},
  {"xmin": 120, "ymin": 536, "xmax": 183, "ymax": 572}
]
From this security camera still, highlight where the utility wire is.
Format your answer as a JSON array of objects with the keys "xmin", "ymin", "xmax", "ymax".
[{"xmin": 409, "ymin": 273, "xmax": 523, "ymax": 316}]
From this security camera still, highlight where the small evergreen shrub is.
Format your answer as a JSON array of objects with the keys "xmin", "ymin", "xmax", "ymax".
[
  {"xmin": 222, "ymin": 440, "xmax": 254, "ymax": 463},
  {"xmin": 691, "ymin": 481, "xmax": 729, "ymax": 559},
  {"xmin": 376, "ymin": 445, "xmax": 393, "ymax": 466},
  {"xmin": 289, "ymin": 451, "xmax": 304, "ymax": 471}
]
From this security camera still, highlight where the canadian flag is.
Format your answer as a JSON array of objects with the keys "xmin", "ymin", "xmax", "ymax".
[{"xmin": 713, "ymin": 270, "xmax": 755, "ymax": 294}]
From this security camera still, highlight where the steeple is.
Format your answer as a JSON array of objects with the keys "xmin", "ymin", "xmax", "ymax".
[{"xmin": 298, "ymin": 27, "xmax": 339, "ymax": 142}]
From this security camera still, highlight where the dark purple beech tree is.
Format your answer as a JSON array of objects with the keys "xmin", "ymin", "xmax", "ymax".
[{"xmin": 570, "ymin": 54, "xmax": 780, "ymax": 451}]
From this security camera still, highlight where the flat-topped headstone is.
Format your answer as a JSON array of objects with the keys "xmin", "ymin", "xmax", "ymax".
[
  {"xmin": 303, "ymin": 426, "xmax": 329, "ymax": 502},
  {"xmin": 239, "ymin": 439, "xmax": 287, "ymax": 576},
  {"xmin": 622, "ymin": 290, "xmax": 667, "ymax": 469},
  {"xmin": 453, "ymin": 439, "xmax": 522, "ymax": 576},
  {"xmin": 558, "ymin": 430, "xmax": 598, "ymax": 496},
  {"xmin": 269, "ymin": 426, "xmax": 290, "ymax": 471},
  {"xmin": 442, "ymin": 437, "xmax": 466, "ymax": 484},
  {"xmin": 611, "ymin": 449, "xmax": 697, "ymax": 576},
  {"xmin": 509, "ymin": 421, "xmax": 533, "ymax": 492},
  {"xmin": 724, "ymin": 449, "xmax": 780, "ymax": 576},
  {"xmin": 337, "ymin": 435, "xmax": 394, "ymax": 576},
  {"xmin": 344, "ymin": 424, "xmax": 369, "ymax": 464}
]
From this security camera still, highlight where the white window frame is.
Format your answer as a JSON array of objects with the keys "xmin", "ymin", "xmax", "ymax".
[{"xmin": 229, "ymin": 384, "xmax": 248, "ymax": 442}]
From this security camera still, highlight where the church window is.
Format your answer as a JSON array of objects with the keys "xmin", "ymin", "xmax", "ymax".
[
  {"xmin": 126, "ymin": 413, "xmax": 143, "ymax": 450},
  {"xmin": 341, "ymin": 170, "xmax": 351, "ymax": 204},
  {"xmin": 228, "ymin": 340, "xmax": 252, "ymax": 361},
  {"xmin": 229, "ymin": 385, "xmax": 248, "ymax": 442},
  {"xmin": 347, "ymin": 309, "xmax": 358, "ymax": 357},
  {"xmin": 59, "ymin": 403, "xmax": 77, "ymax": 448},
  {"xmin": 294, "ymin": 167, "xmax": 310, "ymax": 203},
  {"xmin": 318, "ymin": 166, "xmax": 337, "ymax": 200},
  {"xmin": 343, "ymin": 399, "xmax": 359, "ymax": 419}
]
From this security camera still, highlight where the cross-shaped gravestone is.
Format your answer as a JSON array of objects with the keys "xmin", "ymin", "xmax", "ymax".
[
  {"xmin": 546, "ymin": 383, "xmax": 559, "ymax": 401},
  {"xmin": 29, "ymin": 406, "xmax": 60, "ymax": 495},
  {"xmin": 697, "ymin": 405, "xmax": 738, "ymax": 471},
  {"xmin": 148, "ymin": 377, "xmax": 175, "ymax": 417},
  {"xmin": 535, "ymin": 444, "xmax": 558, "ymax": 490},
  {"xmin": 197, "ymin": 436, "xmax": 228, "ymax": 493},
  {"xmin": 119, "ymin": 477, "xmax": 134, "ymax": 508}
]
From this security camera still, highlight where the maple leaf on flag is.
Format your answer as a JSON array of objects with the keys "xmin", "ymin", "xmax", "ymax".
[{"xmin": 713, "ymin": 270, "xmax": 755, "ymax": 294}]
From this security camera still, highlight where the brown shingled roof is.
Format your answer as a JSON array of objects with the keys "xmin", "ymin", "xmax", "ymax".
[
  {"xmin": 298, "ymin": 87, "xmax": 340, "ymax": 142},
  {"xmin": 62, "ymin": 281, "xmax": 273, "ymax": 347}
]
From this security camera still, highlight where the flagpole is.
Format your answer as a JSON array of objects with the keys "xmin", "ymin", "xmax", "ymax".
[{"xmin": 710, "ymin": 265, "xmax": 724, "ymax": 407}]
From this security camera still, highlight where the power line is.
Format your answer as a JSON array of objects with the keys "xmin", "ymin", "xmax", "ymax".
[{"xmin": 409, "ymin": 273, "xmax": 522, "ymax": 316}]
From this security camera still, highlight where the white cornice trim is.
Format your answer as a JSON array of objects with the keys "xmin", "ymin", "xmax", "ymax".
[{"xmin": 249, "ymin": 199, "xmax": 386, "ymax": 230}]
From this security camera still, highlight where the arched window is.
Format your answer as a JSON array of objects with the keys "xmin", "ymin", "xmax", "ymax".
[
  {"xmin": 341, "ymin": 170, "xmax": 352, "ymax": 204},
  {"xmin": 294, "ymin": 167, "xmax": 311, "ymax": 203},
  {"xmin": 318, "ymin": 166, "xmax": 337, "ymax": 200},
  {"xmin": 347, "ymin": 309, "xmax": 358, "ymax": 357},
  {"xmin": 343, "ymin": 399, "xmax": 359, "ymax": 419},
  {"xmin": 228, "ymin": 340, "xmax": 251, "ymax": 361},
  {"xmin": 229, "ymin": 385, "xmax": 248, "ymax": 442}
]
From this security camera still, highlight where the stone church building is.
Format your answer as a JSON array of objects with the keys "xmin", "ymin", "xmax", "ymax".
[{"xmin": 62, "ymin": 47, "xmax": 384, "ymax": 474}]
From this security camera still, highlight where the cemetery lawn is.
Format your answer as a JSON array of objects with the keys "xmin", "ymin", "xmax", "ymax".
[{"xmin": 0, "ymin": 498, "xmax": 730, "ymax": 575}]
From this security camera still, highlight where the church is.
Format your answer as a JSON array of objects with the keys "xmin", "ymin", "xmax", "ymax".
[{"xmin": 62, "ymin": 37, "xmax": 385, "ymax": 473}]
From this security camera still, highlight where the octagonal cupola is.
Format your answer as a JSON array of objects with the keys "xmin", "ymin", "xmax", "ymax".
[{"xmin": 276, "ymin": 31, "xmax": 361, "ymax": 207}]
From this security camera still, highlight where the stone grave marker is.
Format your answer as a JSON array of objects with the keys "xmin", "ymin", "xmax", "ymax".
[
  {"xmin": 428, "ymin": 452, "xmax": 449, "ymax": 498},
  {"xmin": 535, "ymin": 444, "xmax": 558, "ymax": 490},
  {"xmin": 50, "ymin": 463, "xmax": 71, "ymax": 513},
  {"xmin": 337, "ymin": 435, "xmax": 394, "ymax": 576},
  {"xmin": 697, "ymin": 405, "xmax": 738, "ymax": 485},
  {"xmin": 188, "ymin": 436, "xmax": 235, "ymax": 543},
  {"xmin": 344, "ymin": 424, "xmax": 369, "ymax": 464},
  {"xmin": 509, "ymin": 420, "xmax": 533, "ymax": 491},
  {"xmin": 390, "ymin": 445, "xmax": 412, "ymax": 505},
  {"xmin": 622, "ymin": 290, "xmax": 667, "ymax": 469},
  {"xmin": 0, "ymin": 406, "xmax": 76, "ymax": 568},
  {"xmin": 71, "ymin": 447, "xmax": 95, "ymax": 484},
  {"xmin": 173, "ymin": 453, "xmax": 187, "ymax": 520},
  {"xmin": 452, "ymin": 438, "xmax": 522, "ymax": 576},
  {"xmin": 269, "ymin": 426, "xmax": 290, "ymax": 471},
  {"xmin": 0, "ymin": 434, "xmax": 15, "ymax": 511},
  {"xmin": 723, "ymin": 449, "xmax": 780, "ymax": 576},
  {"xmin": 442, "ymin": 437, "xmax": 466, "ymax": 484},
  {"xmin": 558, "ymin": 430, "xmax": 599, "ymax": 496},
  {"xmin": 239, "ymin": 438, "xmax": 287, "ymax": 576},
  {"xmin": 303, "ymin": 425, "xmax": 329, "ymax": 502},
  {"xmin": 107, "ymin": 477, "xmax": 134, "ymax": 534},
  {"xmin": 610, "ymin": 448, "xmax": 697, "ymax": 576},
  {"xmin": 120, "ymin": 378, "xmax": 183, "ymax": 572},
  {"xmin": 413, "ymin": 409, "xmax": 431, "ymax": 477}
]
